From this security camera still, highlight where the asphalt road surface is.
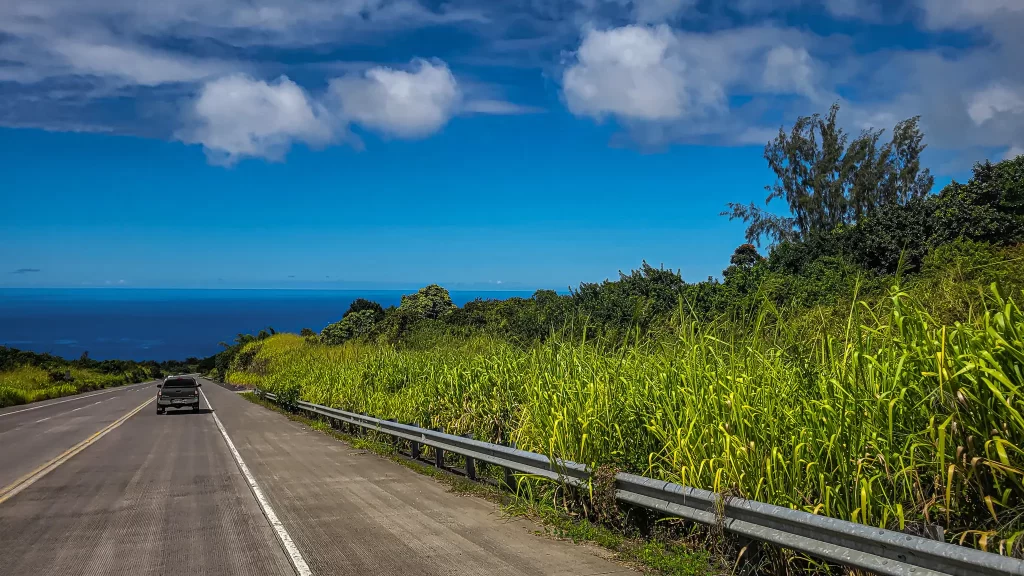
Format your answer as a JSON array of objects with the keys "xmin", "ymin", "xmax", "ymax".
[{"xmin": 0, "ymin": 378, "xmax": 635, "ymax": 575}]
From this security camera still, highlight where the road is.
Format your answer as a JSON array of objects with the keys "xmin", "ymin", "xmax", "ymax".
[{"xmin": 0, "ymin": 378, "xmax": 635, "ymax": 575}]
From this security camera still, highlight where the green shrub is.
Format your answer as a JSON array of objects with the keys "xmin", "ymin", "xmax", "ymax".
[{"xmin": 322, "ymin": 309, "xmax": 383, "ymax": 345}]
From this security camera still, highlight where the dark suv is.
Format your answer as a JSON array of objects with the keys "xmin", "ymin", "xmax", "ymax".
[{"xmin": 157, "ymin": 376, "xmax": 201, "ymax": 414}]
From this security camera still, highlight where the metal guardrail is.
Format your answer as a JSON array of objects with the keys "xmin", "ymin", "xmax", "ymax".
[{"xmin": 257, "ymin": 389, "xmax": 1024, "ymax": 576}]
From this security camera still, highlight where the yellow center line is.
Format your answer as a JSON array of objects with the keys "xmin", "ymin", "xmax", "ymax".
[{"xmin": 0, "ymin": 397, "xmax": 154, "ymax": 506}]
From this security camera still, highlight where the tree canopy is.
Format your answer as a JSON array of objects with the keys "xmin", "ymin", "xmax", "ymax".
[
  {"xmin": 398, "ymin": 284, "xmax": 456, "ymax": 320},
  {"xmin": 725, "ymin": 103, "xmax": 933, "ymax": 246}
]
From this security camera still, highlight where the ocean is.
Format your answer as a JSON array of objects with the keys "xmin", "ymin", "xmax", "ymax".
[{"xmin": 0, "ymin": 289, "xmax": 535, "ymax": 361}]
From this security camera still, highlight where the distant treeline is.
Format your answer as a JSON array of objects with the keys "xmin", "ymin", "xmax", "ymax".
[
  {"xmin": 0, "ymin": 346, "xmax": 201, "ymax": 381},
  {"xmin": 0, "ymin": 347, "xmax": 207, "ymax": 407}
]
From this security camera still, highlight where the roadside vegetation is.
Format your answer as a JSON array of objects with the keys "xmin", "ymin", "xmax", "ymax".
[
  {"xmin": 226, "ymin": 105, "xmax": 1024, "ymax": 564},
  {"xmin": 0, "ymin": 347, "xmax": 199, "ymax": 408}
]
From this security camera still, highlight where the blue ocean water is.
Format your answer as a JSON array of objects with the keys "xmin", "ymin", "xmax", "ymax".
[{"xmin": 0, "ymin": 289, "xmax": 534, "ymax": 361}]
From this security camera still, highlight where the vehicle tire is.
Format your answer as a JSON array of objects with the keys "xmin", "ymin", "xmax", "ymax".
[{"xmin": 157, "ymin": 408, "xmax": 164, "ymax": 415}]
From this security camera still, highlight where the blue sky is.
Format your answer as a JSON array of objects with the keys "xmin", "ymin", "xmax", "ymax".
[{"xmin": 1, "ymin": 0, "xmax": 1022, "ymax": 290}]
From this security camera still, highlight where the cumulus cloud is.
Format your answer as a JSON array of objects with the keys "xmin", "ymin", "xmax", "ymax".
[
  {"xmin": 966, "ymin": 84, "xmax": 1024, "ymax": 126},
  {"xmin": 762, "ymin": 45, "xmax": 818, "ymax": 99},
  {"xmin": 177, "ymin": 59, "xmax": 531, "ymax": 163},
  {"xmin": 178, "ymin": 75, "xmax": 335, "ymax": 165},
  {"xmin": 556, "ymin": 5, "xmax": 1024, "ymax": 169},
  {"xmin": 329, "ymin": 59, "xmax": 461, "ymax": 138},
  {"xmin": 1006, "ymin": 146, "xmax": 1024, "ymax": 160},
  {"xmin": 563, "ymin": 25, "xmax": 691, "ymax": 121},
  {"xmin": 562, "ymin": 25, "xmax": 821, "ymax": 135}
]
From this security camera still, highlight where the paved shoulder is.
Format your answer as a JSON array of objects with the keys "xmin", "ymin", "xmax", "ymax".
[{"xmin": 201, "ymin": 380, "xmax": 636, "ymax": 576}]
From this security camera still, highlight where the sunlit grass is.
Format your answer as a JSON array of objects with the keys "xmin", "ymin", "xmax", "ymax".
[
  {"xmin": 0, "ymin": 365, "xmax": 134, "ymax": 408},
  {"xmin": 229, "ymin": 284, "xmax": 1024, "ymax": 555}
]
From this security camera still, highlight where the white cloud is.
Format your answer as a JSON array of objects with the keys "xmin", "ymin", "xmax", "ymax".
[
  {"xmin": 462, "ymin": 100, "xmax": 544, "ymax": 115},
  {"xmin": 557, "ymin": 12, "xmax": 1024, "ymax": 169},
  {"xmin": 563, "ymin": 25, "xmax": 691, "ymax": 121},
  {"xmin": 1006, "ymin": 146, "xmax": 1024, "ymax": 160},
  {"xmin": 916, "ymin": 0, "xmax": 1024, "ymax": 29},
  {"xmin": 966, "ymin": 84, "xmax": 1024, "ymax": 125},
  {"xmin": 177, "ymin": 58, "xmax": 533, "ymax": 163},
  {"xmin": 329, "ymin": 59, "xmax": 461, "ymax": 138},
  {"xmin": 51, "ymin": 41, "xmax": 231, "ymax": 86},
  {"xmin": 762, "ymin": 45, "xmax": 818, "ymax": 99},
  {"xmin": 562, "ymin": 25, "xmax": 820, "ymax": 128},
  {"xmin": 0, "ymin": 0, "xmax": 486, "ymax": 107},
  {"xmin": 178, "ymin": 74, "xmax": 335, "ymax": 165}
]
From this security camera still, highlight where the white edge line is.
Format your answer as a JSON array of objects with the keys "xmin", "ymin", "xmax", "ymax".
[
  {"xmin": 200, "ymin": 388, "xmax": 312, "ymax": 576},
  {"xmin": 0, "ymin": 381, "xmax": 153, "ymax": 418}
]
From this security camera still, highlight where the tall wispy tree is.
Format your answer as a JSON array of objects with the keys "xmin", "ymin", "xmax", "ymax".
[{"xmin": 725, "ymin": 103, "xmax": 934, "ymax": 246}]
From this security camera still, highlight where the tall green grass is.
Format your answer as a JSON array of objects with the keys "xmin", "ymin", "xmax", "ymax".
[
  {"xmin": 229, "ymin": 285, "xmax": 1024, "ymax": 555},
  {"xmin": 0, "ymin": 365, "xmax": 133, "ymax": 408}
]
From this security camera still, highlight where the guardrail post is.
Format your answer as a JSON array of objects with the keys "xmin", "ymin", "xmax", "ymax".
[
  {"xmin": 924, "ymin": 524, "xmax": 945, "ymax": 542},
  {"xmin": 409, "ymin": 422, "xmax": 421, "ymax": 460},
  {"xmin": 464, "ymin": 434, "xmax": 476, "ymax": 480},
  {"xmin": 503, "ymin": 440, "xmax": 516, "ymax": 490},
  {"xmin": 386, "ymin": 419, "xmax": 400, "ymax": 449},
  {"xmin": 434, "ymin": 427, "xmax": 445, "ymax": 470}
]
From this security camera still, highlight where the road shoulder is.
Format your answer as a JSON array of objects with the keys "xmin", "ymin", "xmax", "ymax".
[{"xmin": 201, "ymin": 379, "xmax": 636, "ymax": 576}]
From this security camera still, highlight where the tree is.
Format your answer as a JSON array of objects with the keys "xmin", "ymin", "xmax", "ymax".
[
  {"xmin": 343, "ymin": 298, "xmax": 384, "ymax": 318},
  {"xmin": 931, "ymin": 156, "xmax": 1024, "ymax": 246},
  {"xmin": 321, "ymin": 310, "xmax": 382, "ymax": 345},
  {"xmin": 846, "ymin": 197, "xmax": 934, "ymax": 274},
  {"xmin": 299, "ymin": 328, "xmax": 316, "ymax": 338},
  {"xmin": 845, "ymin": 155, "xmax": 1024, "ymax": 274},
  {"xmin": 724, "ymin": 103, "xmax": 933, "ymax": 246},
  {"xmin": 572, "ymin": 261, "xmax": 686, "ymax": 337},
  {"xmin": 729, "ymin": 244, "xmax": 763, "ymax": 269},
  {"xmin": 398, "ymin": 284, "xmax": 456, "ymax": 320}
]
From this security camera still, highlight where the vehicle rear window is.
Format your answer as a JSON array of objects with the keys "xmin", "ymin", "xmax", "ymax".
[{"xmin": 164, "ymin": 379, "xmax": 196, "ymax": 388}]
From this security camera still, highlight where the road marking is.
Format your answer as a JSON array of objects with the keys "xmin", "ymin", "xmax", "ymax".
[
  {"xmin": 35, "ymin": 416, "xmax": 52, "ymax": 423},
  {"xmin": 0, "ymin": 397, "xmax": 153, "ymax": 506},
  {"xmin": 69, "ymin": 400, "xmax": 103, "ymax": 413},
  {"xmin": 201, "ymin": 388, "xmax": 312, "ymax": 576},
  {"xmin": 0, "ymin": 382, "xmax": 153, "ymax": 418}
]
